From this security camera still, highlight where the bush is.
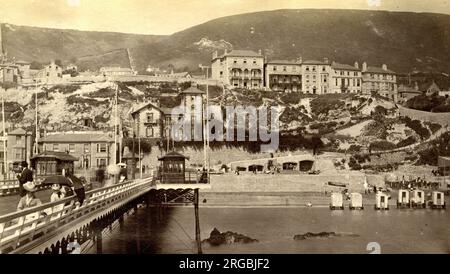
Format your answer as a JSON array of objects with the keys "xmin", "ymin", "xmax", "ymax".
[
  {"xmin": 405, "ymin": 119, "xmax": 430, "ymax": 140},
  {"xmin": 396, "ymin": 136, "xmax": 416, "ymax": 148},
  {"xmin": 310, "ymin": 96, "xmax": 345, "ymax": 116},
  {"xmin": 431, "ymin": 104, "xmax": 450, "ymax": 112},
  {"xmin": 348, "ymin": 157, "xmax": 362, "ymax": 170},
  {"xmin": 369, "ymin": 140, "xmax": 396, "ymax": 151},
  {"xmin": 426, "ymin": 122, "xmax": 442, "ymax": 134}
]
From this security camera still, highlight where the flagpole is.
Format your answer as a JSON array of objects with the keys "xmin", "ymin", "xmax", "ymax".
[
  {"xmin": 35, "ymin": 79, "xmax": 39, "ymax": 155},
  {"xmin": 113, "ymin": 82, "xmax": 118, "ymax": 164},
  {"xmin": 2, "ymin": 87, "xmax": 6, "ymax": 179}
]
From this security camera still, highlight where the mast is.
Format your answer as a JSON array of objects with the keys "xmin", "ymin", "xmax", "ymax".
[
  {"xmin": 35, "ymin": 80, "xmax": 38, "ymax": 155},
  {"xmin": 2, "ymin": 85, "xmax": 6, "ymax": 179},
  {"xmin": 113, "ymin": 82, "xmax": 118, "ymax": 164}
]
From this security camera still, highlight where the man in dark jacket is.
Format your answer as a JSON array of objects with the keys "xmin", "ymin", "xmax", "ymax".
[
  {"xmin": 65, "ymin": 170, "xmax": 85, "ymax": 205},
  {"xmin": 17, "ymin": 161, "xmax": 33, "ymax": 197}
]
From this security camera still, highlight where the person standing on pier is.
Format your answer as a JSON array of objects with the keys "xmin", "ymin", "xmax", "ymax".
[
  {"xmin": 17, "ymin": 161, "xmax": 34, "ymax": 197},
  {"xmin": 17, "ymin": 182, "xmax": 42, "ymax": 211}
]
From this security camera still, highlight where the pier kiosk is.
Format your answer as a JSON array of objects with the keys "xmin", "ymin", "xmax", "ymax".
[
  {"xmin": 397, "ymin": 189, "xmax": 410, "ymax": 209},
  {"xmin": 411, "ymin": 190, "xmax": 426, "ymax": 208},
  {"xmin": 151, "ymin": 151, "xmax": 211, "ymax": 254}
]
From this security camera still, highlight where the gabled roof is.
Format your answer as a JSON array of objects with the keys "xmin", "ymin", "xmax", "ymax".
[
  {"xmin": 180, "ymin": 87, "xmax": 205, "ymax": 95},
  {"xmin": 364, "ymin": 66, "xmax": 396, "ymax": 74},
  {"xmin": 40, "ymin": 133, "xmax": 113, "ymax": 143},
  {"xmin": 158, "ymin": 151, "xmax": 190, "ymax": 161},
  {"xmin": 31, "ymin": 151, "xmax": 78, "ymax": 161},
  {"xmin": 331, "ymin": 62, "xmax": 360, "ymax": 71},
  {"xmin": 130, "ymin": 101, "xmax": 163, "ymax": 115}
]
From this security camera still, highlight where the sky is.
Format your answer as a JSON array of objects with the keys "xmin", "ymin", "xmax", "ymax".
[{"xmin": 0, "ymin": 0, "xmax": 449, "ymax": 35}]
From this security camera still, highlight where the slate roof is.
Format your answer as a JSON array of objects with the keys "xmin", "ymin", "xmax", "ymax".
[
  {"xmin": 31, "ymin": 151, "xmax": 78, "ymax": 161},
  {"xmin": 40, "ymin": 133, "xmax": 113, "ymax": 143}
]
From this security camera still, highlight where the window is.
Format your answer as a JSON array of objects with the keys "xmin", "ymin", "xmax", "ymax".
[
  {"xmin": 306, "ymin": 67, "xmax": 309, "ymax": 71},
  {"xmin": 146, "ymin": 127, "xmax": 154, "ymax": 137},
  {"xmin": 253, "ymin": 60, "xmax": 256, "ymax": 64},
  {"xmin": 243, "ymin": 60, "xmax": 247, "ymax": 64},
  {"xmin": 97, "ymin": 143, "xmax": 107, "ymax": 153},
  {"xmin": 53, "ymin": 144, "xmax": 59, "ymax": 151},
  {"xmin": 283, "ymin": 66, "xmax": 287, "ymax": 72},
  {"xmin": 84, "ymin": 144, "xmax": 90, "ymax": 153},
  {"xmin": 273, "ymin": 66, "xmax": 277, "ymax": 71},
  {"xmin": 312, "ymin": 67, "xmax": 316, "ymax": 72},
  {"xmin": 147, "ymin": 113, "xmax": 154, "ymax": 123},
  {"xmin": 233, "ymin": 59, "xmax": 237, "ymax": 64},
  {"xmin": 97, "ymin": 158, "xmax": 107, "ymax": 167},
  {"xmin": 14, "ymin": 148, "xmax": 21, "ymax": 159},
  {"xmin": 220, "ymin": 71, "xmax": 223, "ymax": 78},
  {"xmin": 69, "ymin": 144, "xmax": 75, "ymax": 153},
  {"xmin": 15, "ymin": 136, "xmax": 21, "ymax": 145},
  {"xmin": 322, "ymin": 67, "xmax": 326, "ymax": 72}
]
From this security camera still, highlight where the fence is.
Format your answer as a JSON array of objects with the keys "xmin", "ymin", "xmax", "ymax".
[
  {"xmin": 0, "ymin": 178, "xmax": 152, "ymax": 254},
  {"xmin": 398, "ymin": 105, "xmax": 450, "ymax": 127}
]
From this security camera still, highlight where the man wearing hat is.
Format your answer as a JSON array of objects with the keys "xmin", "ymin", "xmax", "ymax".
[
  {"xmin": 17, "ymin": 182, "xmax": 42, "ymax": 211},
  {"xmin": 17, "ymin": 161, "xmax": 34, "ymax": 197}
]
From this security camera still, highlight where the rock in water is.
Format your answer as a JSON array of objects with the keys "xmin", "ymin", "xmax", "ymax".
[
  {"xmin": 294, "ymin": 231, "xmax": 358, "ymax": 240},
  {"xmin": 203, "ymin": 228, "xmax": 258, "ymax": 245}
]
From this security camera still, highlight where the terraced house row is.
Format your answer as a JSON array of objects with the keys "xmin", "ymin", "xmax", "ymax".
[{"xmin": 211, "ymin": 49, "xmax": 397, "ymax": 99}]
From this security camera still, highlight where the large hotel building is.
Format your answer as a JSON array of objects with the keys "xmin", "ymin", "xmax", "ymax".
[{"xmin": 211, "ymin": 49, "xmax": 397, "ymax": 96}]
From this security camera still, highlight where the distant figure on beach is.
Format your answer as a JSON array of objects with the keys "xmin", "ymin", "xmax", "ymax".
[{"xmin": 306, "ymin": 201, "xmax": 312, "ymax": 207}]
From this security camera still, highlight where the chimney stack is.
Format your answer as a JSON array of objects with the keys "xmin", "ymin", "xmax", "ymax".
[
  {"xmin": 224, "ymin": 49, "xmax": 228, "ymax": 55},
  {"xmin": 382, "ymin": 64, "xmax": 387, "ymax": 71},
  {"xmin": 212, "ymin": 51, "xmax": 218, "ymax": 59},
  {"xmin": 297, "ymin": 56, "xmax": 303, "ymax": 63},
  {"xmin": 354, "ymin": 62, "xmax": 359, "ymax": 69},
  {"xmin": 414, "ymin": 81, "xmax": 419, "ymax": 91},
  {"xmin": 362, "ymin": 62, "xmax": 367, "ymax": 72},
  {"xmin": 323, "ymin": 57, "xmax": 329, "ymax": 64},
  {"xmin": 258, "ymin": 49, "xmax": 262, "ymax": 55}
]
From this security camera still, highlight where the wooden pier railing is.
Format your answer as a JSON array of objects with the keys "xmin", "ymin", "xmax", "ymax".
[{"xmin": 0, "ymin": 178, "xmax": 152, "ymax": 254}]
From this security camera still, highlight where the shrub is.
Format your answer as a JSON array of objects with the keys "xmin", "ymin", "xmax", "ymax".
[
  {"xmin": 405, "ymin": 119, "xmax": 430, "ymax": 140},
  {"xmin": 369, "ymin": 140, "xmax": 396, "ymax": 151},
  {"xmin": 426, "ymin": 122, "xmax": 442, "ymax": 134},
  {"xmin": 348, "ymin": 157, "xmax": 362, "ymax": 170},
  {"xmin": 396, "ymin": 136, "xmax": 416, "ymax": 148}
]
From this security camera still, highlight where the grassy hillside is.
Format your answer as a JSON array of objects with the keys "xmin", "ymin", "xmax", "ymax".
[{"xmin": 2, "ymin": 9, "xmax": 450, "ymax": 73}]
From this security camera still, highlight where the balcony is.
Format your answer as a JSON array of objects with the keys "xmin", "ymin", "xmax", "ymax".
[{"xmin": 144, "ymin": 121, "xmax": 159, "ymax": 126}]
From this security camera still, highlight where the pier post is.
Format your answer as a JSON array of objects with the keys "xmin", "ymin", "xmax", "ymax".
[
  {"xmin": 194, "ymin": 189, "xmax": 203, "ymax": 254},
  {"xmin": 96, "ymin": 229, "xmax": 103, "ymax": 254}
]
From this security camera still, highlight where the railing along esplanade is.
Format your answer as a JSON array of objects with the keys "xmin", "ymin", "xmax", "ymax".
[{"xmin": 0, "ymin": 178, "xmax": 153, "ymax": 254}]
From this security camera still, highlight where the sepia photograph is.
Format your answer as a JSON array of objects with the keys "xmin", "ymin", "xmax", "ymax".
[{"xmin": 0, "ymin": 0, "xmax": 449, "ymax": 259}]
